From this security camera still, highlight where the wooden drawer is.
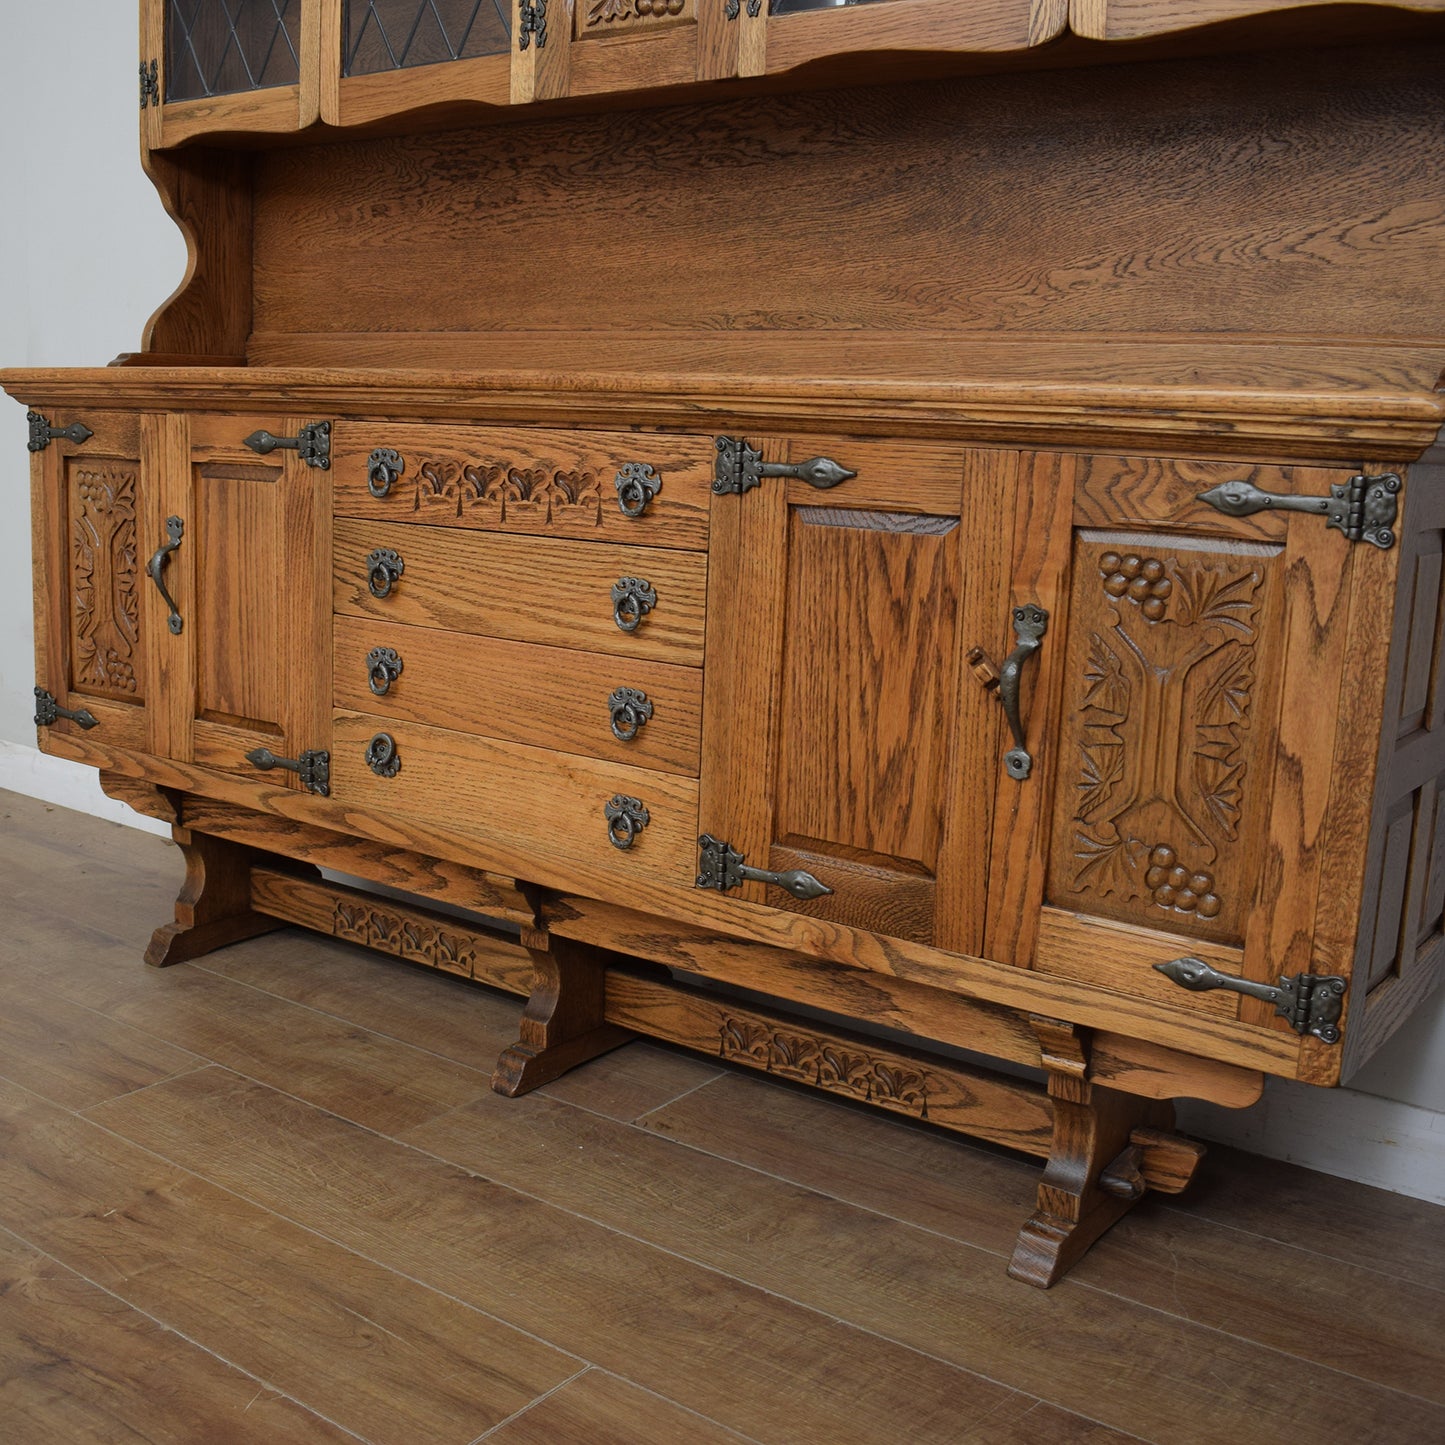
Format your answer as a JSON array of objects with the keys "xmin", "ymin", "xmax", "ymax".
[
  {"xmin": 330, "ymin": 710, "xmax": 699, "ymax": 891},
  {"xmin": 333, "ymin": 518, "xmax": 707, "ymax": 665},
  {"xmin": 331, "ymin": 421, "xmax": 713, "ymax": 551},
  {"xmin": 333, "ymin": 615, "xmax": 703, "ymax": 776}
]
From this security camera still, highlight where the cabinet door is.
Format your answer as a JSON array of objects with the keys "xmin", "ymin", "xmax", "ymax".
[
  {"xmin": 145, "ymin": 413, "xmax": 332, "ymax": 788},
  {"xmin": 988, "ymin": 452, "xmax": 1381, "ymax": 1042},
  {"xmin": 699, "ymin": 437, "xmax": 1007, "ymax": 948},
  {"xmin": 142, "ymin": 0, "xmax": 316, "ymax": 147},
  {"xmin": 31, "ymin": 412, "xmax": 158, "ymax": 755}
]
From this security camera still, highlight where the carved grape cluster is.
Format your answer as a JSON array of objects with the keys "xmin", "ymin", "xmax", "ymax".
[
  {"xmin": 1100, "ymin": 552, "xmax": 1172, "ymax": 622},
  {"xmin": 635, "ymin": 0, "xmax": 685, "ymax": 12},
  {"xmin": 1144, "ymin": 846, "xmax": 1221, "ymax": 919}
]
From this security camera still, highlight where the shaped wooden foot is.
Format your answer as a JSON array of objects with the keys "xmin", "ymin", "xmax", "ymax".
[
  {"xmin": 492, "ymin": 934, "xmax": 633, "ymax": 1097},
  {"xmin": 1009, "ymin": 1017, "xmax": 1195, "ymax": 1288},
  {"xmin": 145, "ymin": 828, "xmax": 284, "ymax": 968}
]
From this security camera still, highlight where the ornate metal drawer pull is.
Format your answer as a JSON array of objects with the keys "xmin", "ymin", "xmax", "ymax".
[
  {"xmin": 243, "ymin": 421, "xmax": 332, "ymax": 470},
  {"xmin": 604, "ymin": 795, "xmax": 650, "ymax": 849},
  {"xmin": 366, "ymin": 647, "xmax": 404, "ymax": 695},
  {"xmin": 696, "ymin": 834, "xmax": 832, "ymax": 902},
  {"xmin": 366, "ymin": 548, "xmax": 405, "ymax": 599},
  {"xmin": 611, "ymin": 577, "xmax": 656, "ymax": 632},
  {"xmin": 614, "ymin": 462, "xmax": 663, "ymax": 518},
  {"xmin": 27, "ymin": 410, "xmax": 93, "ymax": 452},
  {"xmin": 1197, "ymin": 473, "xmax": 1401, "ymax": 550},
  {"xmin": 146, "ymin": 516, "xmax": 185, "ymax": 635},
  {"xmin": 1154, "ymin": 957, "xmax": 1347, "ymax": 1045},
  {"xmin": 34, "ymin": 687, "xmax": 97, "ymax": 731},
  {"xmin": 364, "ymin": 733, "xmax": 401, "ymax": 778},
  {"xmin": 245, "ymin": 747, "xmax": 331, "ymax": 796},
  {"xmin": 713, "ymin": 436, "xmax": 856, "ymax": 497},
  {"xmin": 608, "ymin": 686, "xmax": 654, "ymax": 741},
  {"xmin": 367, "ymin": 448, "xmax": 404, "ymax": 498},
  {"xmin": 998, "ymin": 604, "xmax": 1049, "ymax": 780}
]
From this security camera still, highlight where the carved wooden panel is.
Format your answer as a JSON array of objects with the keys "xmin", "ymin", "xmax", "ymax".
[
  {"xmin": 576, "ymin": 0, "xmax": 694, "ymax": 39},
  {"xmin": 66, "ymin": 459, "xmax": 144, "ymax": 704},
  {"xmin": 1046, "ymin": 530, "xmax": 1284, "ymax": 944}
]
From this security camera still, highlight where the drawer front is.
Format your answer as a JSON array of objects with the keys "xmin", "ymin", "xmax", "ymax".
[
  {"xmin": 331, "ymin": 422, "xmax": 712, "ymax": 552},
  {"xmin": 334, "ymin": 615, "xmax": 703, "ymax": 776},
  {"xmin": 331, "ymin": 710, "xmax": 698, "ymax": 890},
  {"xmin": 333, "ymin": 519, "xmax": 707, "ymax": 665}
]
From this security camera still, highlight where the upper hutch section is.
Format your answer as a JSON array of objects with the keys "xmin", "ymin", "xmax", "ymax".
[{"xmin": 139, "ymin": 1, "xmax": 1445, "ymax": 144}]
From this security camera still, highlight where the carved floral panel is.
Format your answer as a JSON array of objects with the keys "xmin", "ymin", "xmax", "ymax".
[
  {"xmin": 1046, "ymin": 532, "xmax": 1283, "ymax": 943},
  {"xmin": 67, "ymin": 461, "xmax": 144, "ymax": 703},
  {"xmin": 575, "ymin": 0, "xmax": 693, "ymax": 39},
  {"xmin": 407, "ymin": 452, "xmax": 606, "ymax": 536}
]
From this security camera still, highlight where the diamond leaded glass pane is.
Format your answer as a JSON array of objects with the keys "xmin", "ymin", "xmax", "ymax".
[
  {"xmin": 343, "ymin": 0, "xmax": 512, "ymax": 76},
  {"xmin": 770, "ymin": 0, "xmax": 894, "ymax": 14},
  {"xmin": 165, "ymin": 0, "xmax": 301, "ymax": 102}
]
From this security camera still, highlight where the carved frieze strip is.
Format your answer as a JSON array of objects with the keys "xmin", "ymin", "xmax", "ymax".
[
  {"xmin": 577, "ymin": 0, "xmax": 693, "ymax": 39},
  {"xmin": 411, "ymin": 455, "xmax": 604, "ymax": 527}
]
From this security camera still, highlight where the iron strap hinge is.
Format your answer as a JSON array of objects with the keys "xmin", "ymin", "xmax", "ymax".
[
  {"xmin": 696, "ymin": 834, "xmax": 832, "ymax": 902},
  {"xmin": 243, "ymin": 421, "xmax": 332, "ymax": 469},
  {"xmin": 140, "ymin": 58, "xmax": 159, "ymax": 109},
  {"xmin": 34, "ymin": 687, "xmax": 97, "ymax": 731},
  {"xmin": 712, "ymin": 436, "xmax": 856, "ymax": 497},
  {"xmin": 245, "ymin": 747, "xmax": 331, "ymax": 796},
  {"xmin": 27, "ymin": 410, "xmax": 93, "ymax": 453},
  {"xmin": 1154, "ymin": 957, "xmax": 1347, "ymax": 1044},
  {"xmin": 724, "ymin": 0, "xmax": 762, "ymax": 16},
  {"xmin": 519, "ymin": 0, "xmax": 548, "ymax": 49},
  {"xmin": 1197, "ymin": 473, "xmax": 1401, "ymax": 550}
]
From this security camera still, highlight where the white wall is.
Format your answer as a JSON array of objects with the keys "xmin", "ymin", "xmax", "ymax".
[{"xmin": 2, "ymin": 0, "xmax": 1441, "ymax": 1203}]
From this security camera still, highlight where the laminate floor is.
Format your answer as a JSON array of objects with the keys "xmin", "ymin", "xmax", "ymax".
[{"xmin": 2, "ymin": 788, "xmax": 1442, "ymax": 1445}]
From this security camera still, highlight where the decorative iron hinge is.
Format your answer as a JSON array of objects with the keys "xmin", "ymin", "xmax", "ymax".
[
  {"xmin": 140, "ymin": 58, "xmax": 159, "ymax": 109},
  {"xmin": 519, "ymin": 0, "xmax": 548, "ymax": 49},
  {"xmin": 724, "ymin": 0, "xmax": 762, "ymax": 16},
  {"xmin": 33, "ymin": 687, "xmax": 97, "ymax": 731},
  {"xmin": 245, "ymin": 747, "xmax": 331, "ymax": 796},
  {"xmin": 27, "ymin": 410, "xmax": 93, "ymax": 453},
  {"xmin": 696, "ymin": 834, "xmax": 832, "ymax": 902},
  {"xmin": 713, "ymin": 437, "xmax": 856, "ymax": 497},
  {"xmin": 1154, "ymin": 957, "xmax": 1347, "ymax": 1044},
  {"xmin": 243, "ymin": 421, "xmax": 332, "ymax": 469},
  {"xmin": 1197, "ymin": 473, "xmax": 1401, "ymax": 550}
]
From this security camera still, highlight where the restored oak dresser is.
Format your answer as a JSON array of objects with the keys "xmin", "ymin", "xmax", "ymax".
[{"xmin": 6, "ymin": 0, "xmax": 1444, "ymax": 1285}]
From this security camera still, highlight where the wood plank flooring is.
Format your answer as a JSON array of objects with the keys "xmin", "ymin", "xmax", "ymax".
[{"xmin": 2, "ymin": 788, "xmax": 1443, "ymax": 1445}]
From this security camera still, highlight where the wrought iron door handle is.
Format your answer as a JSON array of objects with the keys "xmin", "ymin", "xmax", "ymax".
[
  {"xmin": 366, "ymin": 548, "xmax": 405, "ymax": 599},
  {"xmin": 366, "ymin": 647, "xmax": 404, "ymax": 695},
  {"xmin": 245, "ymin": 746, "xmax": 331, "ymax": 796},
  {"xmin": 611, "ymin": 577, "xmax": 657, "ymax": 632},
  {"xmin": 997, "ymin": 603, "xmax": 1049, "ymax": 781},
  {"xmin": 605, "ymin": 795, "xmax": 650, "ymax": 849},
  {"xmin": 146, "ymin": 516, "xmax": 185, "ymax": 635},
  {"xmin": 367, "ymin": 448, "xmax": 404, "ymax": 498},
  {"xmin": 614, "ymin": 463, "xmax": 662, "ymax": 518}
]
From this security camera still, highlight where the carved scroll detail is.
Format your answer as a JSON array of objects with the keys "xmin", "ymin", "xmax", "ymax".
[
  {"xmin": 70, "ymin": 463, "xmax": 142, "ymax": 700},
  {"xmin": 718, "ymin": 1017, "xmax": 932, "ymax": 1118},
  {"xmin": 332, "ymin": 899, "xmax": 478, "ymax": 978}
]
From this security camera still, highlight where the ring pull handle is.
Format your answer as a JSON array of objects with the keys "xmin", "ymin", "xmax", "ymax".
[
  {"xmin": 368, "ymin": 448, "xmax": 404, "ymax": 498},
  {"xmin": 146, "ymin": 516, "xmax": 185, "ymax": 635},
  {"xmin": 614, "ymin": 462, "xmax": 662, "ymax": 518},
  {"xmin": 604, "ymin": 794, "xmax": 650, "ymax": 849},
  {"xmin": 607, "ymin": 687, "xmax": 653, "ymax": 741},
  {"xmin": 365, "ymin": 733, "xmax": 401, "ymax": 778},
  {"xmin": 367, "ymin": 647, "xmax": 404, "ymax": 696},
  {"xmin": 611, "ymin": 577, "xmax": 657, "ymax": 633},
  {"xmin": 366, "ymin": 548, "xmax": 405, "ymax": 599},
  {"xmin": 998, "ymin": 604, "xmax": 1049, "ymax": 780}
]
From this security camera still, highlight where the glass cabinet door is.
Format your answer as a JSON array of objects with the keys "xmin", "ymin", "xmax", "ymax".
[{"xmin": 143, "ymin": 0, "xmax": 314, "ymax": 144}]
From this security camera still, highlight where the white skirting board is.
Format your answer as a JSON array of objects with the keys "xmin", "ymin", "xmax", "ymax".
[{"xmin": 1, "ymin": 739, "xmax": 1441, "ymax": 1205}]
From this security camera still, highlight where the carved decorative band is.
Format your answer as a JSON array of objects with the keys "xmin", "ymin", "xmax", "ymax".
[
  {"xmin": 717, "ymin": 1016, "xmax": 932, "ymax": 1118},
  {"xmin": 332, "ymin": 898, "xmax": 479, "ymax": 978}
]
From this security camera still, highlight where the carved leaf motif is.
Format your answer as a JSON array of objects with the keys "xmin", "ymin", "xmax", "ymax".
[
  {"xmin": 1076, "ymin": 742, "xmax": 1123, "ymax": 821},
  {"xmin": 1195, "ymin": 754, "xmax": 1246, "ymax": 840},
  {"xmin": 817, "ymin": 1047, "xmax": 872, "ymax": 1096},
  {"xmin": 719, "ymin": 1017, "xmax": 771, "ymax": 1065},
  {"xmin": 70, "ymin": 467, "xmax": 140, "ymax": 697},
  {"xmin": 1071, "ymin": 831, "xmax": 1148, "ymax": 899},
  {"xmin": 587, "ymin": 0, "xmax": 634, "ymax": 23},
  {"xmin": 415, "ymin": 458, "xmax": 462, "ymax": 514},
  {"xmin": 1171, "ymin": 564, "xmax": 1262, "ymax": 635},
  {"xmin": 333, "ymin": 900, "xmax": 370, "ymax": 944},
  {"xmin": 870, "ymin": 1063, "xmax": 930, "ymax": 1117},
  {"xmin": 1196, "ymin": 644, "xmax": 1255, "ymax": 728},
  {"xmin": 1081, "ymin": 631, "xmax": 1129, "ymax": 717}
]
